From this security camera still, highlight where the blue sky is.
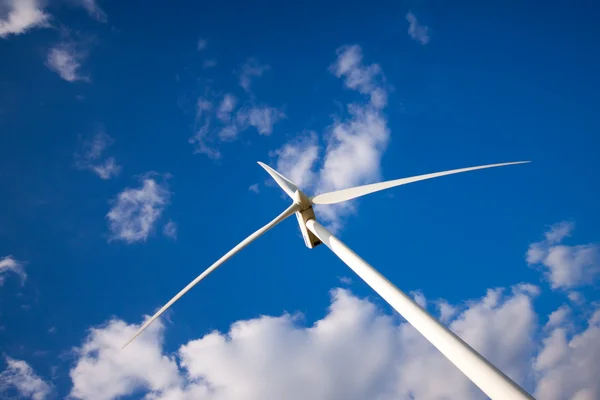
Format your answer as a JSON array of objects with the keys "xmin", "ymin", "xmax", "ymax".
[{"xmin": 1, "ymin": 1, "xmax": 599, "ymax": 399}]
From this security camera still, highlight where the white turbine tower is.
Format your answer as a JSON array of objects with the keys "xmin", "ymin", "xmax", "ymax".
[{"xmin": 123, "ymin": 160, "xmax": 534, "ymax": 400}]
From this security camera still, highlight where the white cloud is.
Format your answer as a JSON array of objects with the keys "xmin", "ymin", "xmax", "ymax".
[
  {"xmin": 0, "ymin": 0, "xmax": 49, "ymax": 38},
  {"xmin": 216, "ymin": 94, "xmax": 237, "ymax": 122},
  {"xmin": 46, "ymin": 41, "xmax": 89, "ymax": 82},
  {"xmin": 329, "ymin": 45, "xmax": 387, "ymax": 108},
  {"xmin": 437, "ymin": 300, "xmax": 458, "ymax": 323},
  {"xmin": 546, "ymin": 305, "xmax": 571, "ymax": 329},
  {"xmin": 190, "ymin": 120, "xmax": 221, "ymax": 159},
  {"xmin": 75, "ymin": 132, "xmax": 121, "ymax": 179},
  {"xmin": 534, "ymin": 306, "xmax": 600, "ymax": 400},
  {"xmin": 239, "ymin": 58, "xmax": 270, "ymax": 93},
  {"xmin": 240, "ymin": 105, "xmax": 286, "ymax": 135},
  {"xmin": 568, "ymin": 291, "xmax": 584, "ymax": 304},
  {"xmin": 163, "ymin": 220, "xmax": 177, "ymax": 239},
  {"xmin": 272, "ymin": 45, "xmax": 390, "ymax": 229},
  {"xmin": 190, "ymin": 93, "xmax": 285, "ymax": 156},
  {"xmin": 248, "ymin": 183, "xmax": 260, "ymax": 193},
  {"xmin": 411, "ymin": 290, "xmax": 427, "ymax": 308},
  {"xmin": 0, "ymin": 356, "xmax": 52, "ymax": 400},
  {"xmin": 107, "ymin": 174, "xmax": 171, "ymax": 243},
  {"xmin": 91, "ymin": 157, "xmax": 121, "ymax": 179},
  {"xmin": 75, "ymin": 0, "xmax": 107, "ymax": 23},
  {"xmin": 406, "ymin": 11, "xmax": 430, "ymax": 45},
  {"xmin": 270, "ymin": 132, "xmax": 319, "ymax": 191},
  {"xmin": 197, "ymin": 37, "xmax": 207, "ymax": 51},
  {"xmin": 527, "ymin": 221, "xmax": 600, "ymax": 290},
  {"xmin": 317, "ymin": 103, "xmax": 389, "ymax": 193},
  {"xmin": 69, "ymin": 318, "xmax": 180, "ymax": 400},
  {"xmin": 544, "ymin": 221, "xmax": 573, "ymax": 243},
  {"xmin": 68, "ymin": 284, "xmax": 549, "ymax": 400},
  {"xmin": 0, "ymin": 255, "xmax": 26, "ymax": 286}
]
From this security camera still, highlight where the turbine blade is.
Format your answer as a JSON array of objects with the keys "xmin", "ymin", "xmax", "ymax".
[
  {"xmin": 311, "ymin": 161, "xmax": 530, "ymax": 205},
  {"xmin": 122, "ymin": 202, "xmax": 300, "ymax": 349},
  {"xmin": 257, "ymin": 162, "xmax": 299, "ymax": 199}
]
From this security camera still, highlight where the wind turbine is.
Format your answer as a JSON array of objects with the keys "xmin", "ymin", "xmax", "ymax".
[{"xmin": 123, "ymin": 160, "xmax": 534, "ymax": 400}]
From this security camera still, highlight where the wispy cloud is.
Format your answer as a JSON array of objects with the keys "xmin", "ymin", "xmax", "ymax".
[
  {"xmin": 197, "ymin": 37, "xmax": 207, "ymax": 51},
  {"xmin": 107, "ymin": 174, "xmax": 171, "ymax": 243},
  {"xmin": 202, "ymin": 59, "xmax": 217, "ymax": 69},
  {"xmin": 75, "ymin": 131, "xmax": 121, "ymax": 179},
  {"xmin": 238, "ymin": 58, "xmax": 270, "ymax": 93},
  {"xmin": 190, "ymin": 90, "xmax": 285, "ymax": 159},
  {"xmin": 0, "ymin": 255, "xmax": 26, "ymax": 286},
  {"xmin": 163, "ymin": 220, "xmax": 177, "ymax": 240},
  {"xmin": 0, "ymin": 0, "xmax": 49, "ymax": 38},
  {"xmin": 270, "ymin": 132, "xmax": 320, "ymax": 191},
  {"xmin": 248, "ymin": 183, "xmax": 260, "ymax": 193},
  {"xmin": 527, "ymin": 221, "xmax": 600, "ymax": 290},
  {"xmin": 216, "ymin": 94, "xmax": 237, "ymax": 123},
  {"xmin": 406, "ymin": 11, "xmax": 430, "ymax": 45},
  {"xmin": 272, "ymin": 45, "xmax": 390, "ymax": 230},
  {"xmin": 75, "ymin": 0, "xmax": 107, "ymax": 23},
  {"xmin": 46, "ymin": 41, "xmax": 90, "ymax": 82},
  {"xmin": 0, "ymin": 356, "xmax": 52, "ymax": 400},
  {"xmin": 239, "ymin": 105, "xmax": 286, "ymax": 135},
  {"xmin": 410, "ymin": 290, "xmax": 427, "ymax": 308}
]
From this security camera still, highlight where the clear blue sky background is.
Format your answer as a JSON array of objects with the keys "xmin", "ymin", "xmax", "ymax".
[{"xmin": 1, "ymin": 0, "xmax": 599, "ymax": 399}]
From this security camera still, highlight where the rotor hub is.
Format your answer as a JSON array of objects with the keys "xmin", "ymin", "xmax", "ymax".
[{"xmin": 293, "ymin": 190, "xmax": 312, "ymax": 211}]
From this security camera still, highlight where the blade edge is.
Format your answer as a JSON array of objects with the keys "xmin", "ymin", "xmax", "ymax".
[
  {"xmin": 122, "ymin": 202, "xmax": 300, "ymax": 349},
  {"xmin": 257, "ymin": 162, "xmax": 299, "ymax": 199},
  {"xmin": 311, "ymin": 161, "xmax": 531, "ymax": 205}
]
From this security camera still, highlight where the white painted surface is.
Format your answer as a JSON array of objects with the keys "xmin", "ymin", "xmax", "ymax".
[{"xmin": 310, "ymin": 161, "xmax": 530, "ymax": 205}]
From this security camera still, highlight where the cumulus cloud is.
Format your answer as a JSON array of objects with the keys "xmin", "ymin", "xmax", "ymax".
[
  {"xmin": 0, "ymin": 0, "xmax": 49, "ymax": 38},
  {"xmin": 75, "ymin": 131, "xmax": 121, "ymax": 179},
  {"xmin": 46, "ymin": 41, "xmax": 89, "ymax": 82},
  {"xmin": 527, "ymin": 221, "xmax": 600, "ymax": 290},
  {"xmin": 69, "ymin": 318, "xmax": 180, "ymax": 399},
  {"xmin": 68, "ymin": 284, "xmax": 551, "ymax": 399},
  {"xmin": 0, "ymin": 255, "xmax": 26, "ymax": 286},
  {"xmin": 437, "ymin": 300, "xmax": 458, "ymax": 324},
  {"xmin": 534, "ymin": 306, "xmax": 600, "ymax": 400},
  {"xmin": 107, "ymin": 174, "xmax": 171, "ymax": 243},
  {"xmin": 0, "ymin": 356, "xmax": 52, "ymax": 400},
  {"xmin": 272, "ymin": 45, "xmax": 390, "ymax": 229},
  {"xmin": 406, "ymin": 11, "xmax": 430, "ymax": 45}
]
